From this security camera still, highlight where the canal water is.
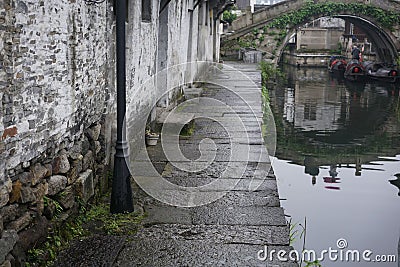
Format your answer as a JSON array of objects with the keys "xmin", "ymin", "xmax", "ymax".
[{"xmin": 268, "ymin": 65, "xmax": 400, "ymax": 266}]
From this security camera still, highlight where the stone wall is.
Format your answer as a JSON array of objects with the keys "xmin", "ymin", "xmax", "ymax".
[
  {"xmin": 281, "ymin": 52, "xmax": 331, "ymax": 67},
  {"xmin": 297, "ymin": 28, "xmax": 343, "ymax": 50},
  {"xmin": 0, "ymin": 1, "xmax": 116, "ymax": 265},
  {"xmin": 124, "ymin": 0, "xmax": 221, "ymax": 155},
  {"xmin": 0, "ymin": 0, "xmax": 223, "ymax": 265}
]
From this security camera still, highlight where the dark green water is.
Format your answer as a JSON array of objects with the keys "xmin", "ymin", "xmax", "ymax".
[{"xmin": 269, "ymin": 65, "xmax": 400, "ymax": 266}]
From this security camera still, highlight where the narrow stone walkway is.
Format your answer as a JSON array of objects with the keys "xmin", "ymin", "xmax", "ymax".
[{"xmin": 115, "ymin": 62, "xmax": 296, "ymax": 266}]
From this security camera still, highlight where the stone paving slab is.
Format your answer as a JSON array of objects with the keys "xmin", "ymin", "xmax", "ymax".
[
  {"xmin": 161, "ymin": 162, "xmax": 274, "ymax": 180},
  {"xmin": 199, "ymin": 191, "xmax": 280, "ymax": 208},
  {"xmin": 134, "ymin": 158, "xmax": 273, "ymax": 179},
  {"xmin": 138, "ymin": 140, "xmax": 269, "ymax": 164},
  {"xmin": 191, "ymin": 206, "xmax": 287, "ymax": 226},
  {"xmin": 136, "ymin": 190, "xmax": 280, "ymax": 208},
  {"xmin": 143, "ymin": 205, "xmax": 192, "ymax": 225},
  {"xmin": 116, "ymin": 242, "xmax": 297, "ymax": 267},
  {"xmin": 132, "ymin": 176, "xmax": 278, "ymax": 193},
  {"xmin": 123, "ymin": 224, "xmax": 289, "ymax": 245},
  {"xmin": 163, "ymin": 150, "xmax": 269, "ymax": 162},
  {"xmin": 54, "ymin": 235, "xmax": 125, "ymax": 267}
]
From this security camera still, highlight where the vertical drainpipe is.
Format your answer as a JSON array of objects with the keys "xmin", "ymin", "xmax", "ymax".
[{"xmin": 110, "ymin": 0, "xmax": 134, "ymax": 213}]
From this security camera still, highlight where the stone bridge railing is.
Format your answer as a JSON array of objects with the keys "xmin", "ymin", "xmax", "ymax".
[
  {"xmin": 229, "ymin": 0, "xmax": 305, "ymax": 38},
  {"xmin": 227, "ymin": 0, "xmax": 400, "ymax": 40},
  {"xmin": 221, "ymin": 0, "xmax": 400, "ymax": 63}
]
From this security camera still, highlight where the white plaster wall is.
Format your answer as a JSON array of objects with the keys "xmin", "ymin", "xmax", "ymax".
[
  {"xmin": 0, "ymin": 0, "xmax": 115, "ymax": 184},
  {"xmin": 0, "ymin": 0, "xmax": 221, "ymax": 185}
]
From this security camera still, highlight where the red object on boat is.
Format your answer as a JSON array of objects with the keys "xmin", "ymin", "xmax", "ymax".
[
  {"xmin": 329, "ymin": 56, "xmax": 347, "ymax": 73},
  {"xmin": 345, "ymin": 60, "xmax": 365, "ymax": 81}
]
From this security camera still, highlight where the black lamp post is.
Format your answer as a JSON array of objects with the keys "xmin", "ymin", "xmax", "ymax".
[{"xmin": 110, "ymin": 0, "xmax": 134, "ymax": 213}]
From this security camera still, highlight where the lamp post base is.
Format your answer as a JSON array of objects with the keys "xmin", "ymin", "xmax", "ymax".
[{"xmin": 110, "ymin": 153, "xmax": 134, "ymax": 214}]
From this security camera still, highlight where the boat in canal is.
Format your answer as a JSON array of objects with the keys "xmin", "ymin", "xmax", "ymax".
[
  {"xmin": 344, "ymin": 59, "xmax": 365, "ymax": 81},
  {"xmin": 328, "ymin": 55, "xmax": 347, "ymax": 74},
  {"xmin": 362, "ymin": 61, "xmax": 399, "ymax": 83}
]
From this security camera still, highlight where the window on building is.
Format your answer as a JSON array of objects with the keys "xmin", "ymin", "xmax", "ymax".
[
  {"xmin": 205, "ymin": 1, "xmax": 209, "ymax": 26},
  {"xmin": 142, "ymin": 0, "xmax": 152, "ymax": 22},
  {"xmin": 198, "ymin": 3, "xmax": 203, "ymax": 25},
  {"xmin": 304, "ymin": 102, "xmax": 317, "ymax": 121},
  {"xmin": 209, "ymin": 10, "xmax": 212, "ymax": 35},
  {"xmin": 187, "ymin": 0, "xmax": 194, "ymax": 11}
]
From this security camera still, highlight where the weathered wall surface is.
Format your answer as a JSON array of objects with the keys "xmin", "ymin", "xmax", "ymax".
[
  {"xmin": 124, "ymin": 0, "xmax": 220, "ymax": 155},
  {"xmin": 1, "ymin": 0, "xmax": 114, "ymax": 176},
  {"xmin": 0, "ymin": 0, "xmax": 116, "ymax": 265},
  {"xmin": 297, "ymin": 28, "xmax": 343, "ymax": 50},
  {"xmin": 0, "ymin": 0, "xmax": 222, "ymax": 265}
]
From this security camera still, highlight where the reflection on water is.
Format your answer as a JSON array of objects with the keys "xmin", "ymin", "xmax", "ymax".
[{"xmin": 268, "ymin": 65, "xmax": 400, "ymax": 266}]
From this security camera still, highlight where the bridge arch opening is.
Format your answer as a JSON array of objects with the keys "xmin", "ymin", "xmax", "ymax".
[{"xmin": 275, "ymin": 14, "xmax": 399, "ymax": 65}]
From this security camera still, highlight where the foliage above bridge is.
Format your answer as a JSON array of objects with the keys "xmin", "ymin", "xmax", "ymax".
[
  {"xmin": 268, "ymin": 1, "xmax": 400, "ymax": 30},
  {"xmin": 221, "ymin": 0, "xmax": 400, "ymax": 62}
]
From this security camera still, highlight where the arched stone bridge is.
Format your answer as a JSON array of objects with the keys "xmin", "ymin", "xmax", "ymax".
[{"xmin": 221, "ymin": 0, "xmax": 400, "ymax": 64}]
